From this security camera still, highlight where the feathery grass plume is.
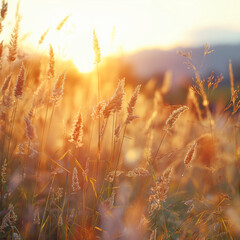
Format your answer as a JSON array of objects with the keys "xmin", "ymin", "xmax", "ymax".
[
  {"xmin": 105, "ymin": 170, "xmax": 124, "ymax": 183},
  {"xmin": 47, "ymin": 44, "xmax": 55, "ymax": 80},
  {"xmin": 51, "ymin": 73, "xmax": 65, "ymax": 104},
  {"xmin": 24, "ymin": 116, "xmax": 35, "ymax": 141},
  {"xmin": 33, "ymin": 208, "xmax": 40, "ymax": 225},
  {"xmin": 148, "ymin": 167, "xmax": 172, "ymax": 212},
  {"xmin": 91, "ymin": 100, "xmax": 106, "ymax": 120},
  {"xmin": 56, "ymin": 14, "xmax": 71, "ymax": 30},
  {"xmin": 38, "ymin": 28, "xmax": 49, "ymax": 45},
  {"xmin": 207, "ymin": 72, "xmax": 223, "ymax": 90},
  {"xmin": 161, "ymin": 167, "xmax": 172, "ymax": 183},
  {"xmin": 177, "ymin": 49, "xmax": 192, "ymax": 60},
  {"xmin": 114, "ymin": 124, "xmax": 121, "ymax": 139},
  {"xmin": 27, "ymin": 107, "xmax": 34, "ymax": 120},
  {"xmin": 0, "ymin": 203, "xmax": 17, "ymax": 233},
  {"xmin": 2, "ymin": 90, "xmax": 12, "ymax": 108},
  {"xmin": 1, "ymin": 158, "xmax": 7, "ymax": 184},
  {"xmin": 164, "ymin": 105, "xmax": 189, "ymax": 134},
  {"xmin": 72, "ymin": 167, "xmax": 81, "ymax": 192},
  {"xmin": 0, "ymin": 1, "xmax": 7, "ymax": 34},
  {"xmin": 184, "ymin": 142, "xmax": 197, "ymax": 166},
  {"xmin": 69, "ymin": 112, "xmax": 83, "ymax": 148},
  {"xmin": 93, "ymin": 29, "xmax": 101, "ymax": 64},
  {"xmin": 125, "ymin": 84, "xmax": 141, "ymax": 125},
  {"xmin": 1, "ymin": 73, "xmax": 11, "ymax": 94},
  {"xmin": 103, "ymin": 78, "xmax": 125, "ymax": 118},
  {"xmin": 126, "ymin": 167, "xmax": 150, "ymax": 177},
  {"xmin": 1, "ymin": 0, "xmax": 8, "ymax": 20},
  {"xmin": 204, "ymin": 43, "xmax": 214, "ymax": 56},
  {"xmin": 8, "ymin": 16, "xmax": 20, "ymax": 62},
  {"xmin": 14, "ymin": 63, "xmax": 25, "ymax": 99},
  {"xmin": 178, "ymin": 49, "xmax": 197, "ymax": 72}
]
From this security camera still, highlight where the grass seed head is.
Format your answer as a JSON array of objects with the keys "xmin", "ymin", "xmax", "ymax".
[
  {"xmin": 164, "ymin": 105, "xmax": 189, "ymax": 133},
  {"xmin": 51, "ymin": 73, "xmax": 65, "ymax": 104},
  {"xmin": 72, "ymin": 167, "xmax": 81, "ymax": 192},
  {"xmin": 1, "ymin": 74, "xmax": 12, "ymax": 94},
  {"xmin": 93, "ymin": 29, "xmax": 101, "ymax": 64},
  {"xmin": 14, "ymin": 63, "xmax": 25, "ymax": 99},
  {"xmin": 184, "ymin": 142, "xmax": 197, "ymax": 166},
  {"xmin": 125, "ymin": 84, "xmax": 141, "ymax": 125},
  {"xmin": 126, "ymin": 167, "xmax": 150, "ymax": 177},
  {"xmin": 69, "ymin": 112, "xmax": 84, "ymax": 148},
  {"xmin": 24, "ymin": 116, "xmax": 35, "ymax": 141}
]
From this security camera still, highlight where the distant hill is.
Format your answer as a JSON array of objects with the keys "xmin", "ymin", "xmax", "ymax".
[{"xmin": 124, "ymin": 44, "xmax": 240, "ymax": 86}]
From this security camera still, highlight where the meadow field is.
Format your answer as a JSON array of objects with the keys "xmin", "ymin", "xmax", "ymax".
[{"xmin": 0, "ymin": 1, "xmax": 240, "ymax": 240}]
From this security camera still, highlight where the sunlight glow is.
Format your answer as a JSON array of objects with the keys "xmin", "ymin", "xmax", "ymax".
[
  {"xmin": 125, "ymin": 148, "xmax": 142, "ymax": 166},
  {"xmin": 6, "ymin": 0, "xmax": 240, "ymax": 72}
]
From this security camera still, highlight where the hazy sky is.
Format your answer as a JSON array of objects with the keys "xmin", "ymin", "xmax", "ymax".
[{"xmin": 6, "ymin": 0, "xmax": 240, "ymax": 71}]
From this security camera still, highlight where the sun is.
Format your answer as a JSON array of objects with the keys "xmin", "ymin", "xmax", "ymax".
[
  {"xmin": 35, "ymin": 25, "xmax": 97, "ymax": 73},
  {"xmin": 34, "ymin": 18, "xmax": 117, "ymax": 73}
]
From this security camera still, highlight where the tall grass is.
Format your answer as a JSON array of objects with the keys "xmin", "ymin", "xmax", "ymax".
[{"xmin": 0, "ymin": 2, "xmax": 239, "ymax": 240}]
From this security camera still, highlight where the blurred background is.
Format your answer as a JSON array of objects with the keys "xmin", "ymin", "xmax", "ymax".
[
  {"xmin": 1, "ymin": 1, "xmax": 239, "ymax": 239},
  {"xmin": 4, "ymin": 0, "xmax": 240, "ymax": 102}
]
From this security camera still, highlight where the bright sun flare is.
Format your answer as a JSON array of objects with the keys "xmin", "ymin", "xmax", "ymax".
[
  {"xmin": 24, "ymin": 12, "xmax": 120, "ymax": 73},
  {"xmin": 10, "ymin": 0, "xmax": 195, "ymax": 73}
]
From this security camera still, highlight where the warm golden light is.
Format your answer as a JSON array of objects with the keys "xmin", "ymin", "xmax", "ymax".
[
  {"xmin": 2, "ymin": 0, "xmax": 240, "ymax": 239},
  {"xmin": 6, "ymin": 0, "xmax": 240, "ymax": 74}
]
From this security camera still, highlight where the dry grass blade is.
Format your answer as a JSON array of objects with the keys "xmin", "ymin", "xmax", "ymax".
[
  {"xmin": 125, "ymin": 84, "xmax": 141, "ymax": 125},
  {"xmin": 8, "ymin": 16, "xmax": 20, "ymax": 62},
  {"xmin": 69, "ymin": 112, "xmax": 84, "ymax": 148},
  {"xmin": 164, "ymin": 105, "xmax": 189, "ymax": 134},
  {"xmin": 1, "ymin": 74, "xmax": 12, "ymax": 94},
  {"xmin": 24, "ymin": 116, "xmax": 35, "ymax": 141},
  {"xmin": 204, "ymin": 43, "xmax": 214, "ymax": 56},
  {"xmin": 93, "ymin": 29, "xmax": 101, "ymax": 64},
  {"xmin": 1, "ymin": 0, "xmax": 8, "ymax": 20},
  {"xmin": 184, "ymin": 142, "xmax": 197, "ymax": 166},
  {"xmin": 51, "ymin": 73, "xmax": 65, "ymax": 103},
  {"xmin": 38, "ymin": 28, "xmax": 49, "ymax": 44},
  {"xmin": 14, "ymin": 63, "xmax": 25, "ymax": 99},
  {"xmin": 56, "ymin": 14, "xmax": 71, "ymax": 31}
]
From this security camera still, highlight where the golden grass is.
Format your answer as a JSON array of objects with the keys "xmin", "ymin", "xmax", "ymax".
[{"xmin": 0, "ymin": 2, "xmax": 239, "ymax": 240}]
